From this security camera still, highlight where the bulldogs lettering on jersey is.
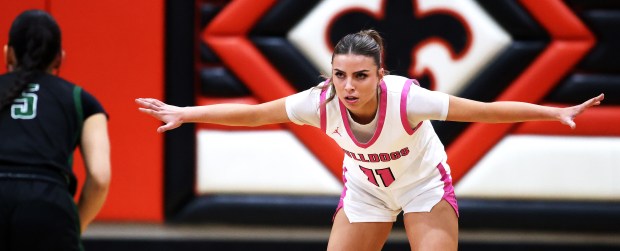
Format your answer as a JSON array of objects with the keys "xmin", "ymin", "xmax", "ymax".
[{"xmin": 320, "ymin": 75, "xmax": 448, "ymax": 189}]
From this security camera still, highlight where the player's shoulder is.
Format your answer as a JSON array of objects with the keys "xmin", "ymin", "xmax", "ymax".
[
  {"xmin": 382, "ymin": 74, "xmax": 408, "ymax": 83},
  {"xmin": 0, "ymin": 73, "xmax": 77, "ymax": 92},
  {"xmin": 0, "ymin": 72, "xmax": 17, "ymax": 83},
  {"xmin": 382, "ymin": 75, "xmax": 412, "ymax": 93},
  {"xmin": 41, "ymin": 74, "xmax": 76, "ymax": 87},
  {"xmin": 382, "ymin": 75, "xmax": 409, "ymax": 82}
]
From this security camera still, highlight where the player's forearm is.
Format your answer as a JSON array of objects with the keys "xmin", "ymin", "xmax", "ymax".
[
  {"xmin": 181, "ymin": 98, "xmax": 290, "ymax": 127},
  {"xmin": 447, "ymin": 96, "xmax": 561, "ymax": 123},
  {"xmin": 182, "ymin": 103, "xmax": 263, "ymax": 126},
  {"xmin": 77, "ymin": 173, "xmax": 110, "ymax": 233},
  {"xmin": 480, "ymin": 101, "xmax": 561, "ymax": 123}
]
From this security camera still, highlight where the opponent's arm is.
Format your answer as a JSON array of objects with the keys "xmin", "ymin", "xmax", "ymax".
[
  {"xmin": 135, "ymin": 97, "xmax": 290, "ymax": 133},
  {"xmin": 446, "ymin": 94, "xmax": 604, "ymax": 128}
]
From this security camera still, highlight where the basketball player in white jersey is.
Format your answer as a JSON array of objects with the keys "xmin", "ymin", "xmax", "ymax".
[{"xmin": 136, "ymin": 30, "xmax": 604, "ymax": 251}]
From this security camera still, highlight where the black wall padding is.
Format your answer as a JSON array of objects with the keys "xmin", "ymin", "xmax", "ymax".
[
  {"xmin": 165, "ymin": 0, "xmax": 197, "ymax": 219},
  {"xmin": 199, "ymin": 3, "xmax": 224, "ymax": 63},
  {"xmin": 431, "ymin": 121, "xmax": 469, "ymax": 148},
  {"xmin": 459, "ymin": 199, "xmax": 620, "ymax": 232},
  {"xmin": 200, "ymin": 43, "xmax": 220, "ymax": 64},
  {"xmin": 547, "ymin": 74, "xmax": 620, "ymax": 104},
  {"xmin": 475, "ymin": 0, "xmax": 549, "ymax": 40},
  {"xmin": 168, "ymin": 194, "xmax": 620, "ymax": 233},
  {"xmin": 565, "ymin": 0, "xmax": 620, "ymax": 10},
  {"xmin": 251, "ymin": 37, "xmax": 323, "ymax": 91},
  {"xmin": 83, "ymin": 239, "xmax": 619, "ymax": 251},
  {"xmin": 170, "ymin": 195, "xmax": 340, "ymax": 226},
  {"xmin": 576, "ymin": 11, "xmax": 620, "ymax": 73},
  {"xmin": 415, "ymin": 75, "xmax": 433, "ymax": 90},
  {"xmin": 200, "ymin": 67, "xmax": 251, "ymax": 97},
  {"xmin": 200, "ymin": 2, "xmax": 224, "ymax": 30},
  {"xmin": 250, "ymin": 0, "xmax": 320, "ymax": 36}
]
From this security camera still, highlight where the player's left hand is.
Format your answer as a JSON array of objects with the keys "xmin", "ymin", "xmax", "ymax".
[{"xmin": 558, "ymin": 93, "xmax": 604, "ymax": 129}]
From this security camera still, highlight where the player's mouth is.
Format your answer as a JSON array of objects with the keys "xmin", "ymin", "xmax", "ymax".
[{"xmin": 344, "ymin": 96, "xmax": 359, "ymax": 103}]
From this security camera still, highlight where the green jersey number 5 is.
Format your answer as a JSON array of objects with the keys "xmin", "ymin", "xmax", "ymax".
[{"xmin": 11, "ymin": 83, "xmax": 40, "ymax": 119}]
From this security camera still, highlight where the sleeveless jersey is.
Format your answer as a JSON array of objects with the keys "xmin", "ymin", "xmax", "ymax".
[{"xmin": 320, "ymin": 76, "xmax": 448, "ymax": 190}]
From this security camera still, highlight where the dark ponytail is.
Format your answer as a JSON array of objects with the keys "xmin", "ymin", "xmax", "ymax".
[{"xmin": 0, "ymin": 10, "xmax": 61, "ymax": 111}]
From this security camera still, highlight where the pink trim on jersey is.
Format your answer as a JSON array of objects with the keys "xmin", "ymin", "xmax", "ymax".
[
  {"xmin": 436, "ymin": 162, "xmax": 459, "ymax": 217},
  {"xmin": 338, "ymin": 80, "xmax": 388, "ymax": 149},
  {"xmin": 334, "ymin": 166, "xmax": 348, "ymax": 221},
  {"xmin": 400, "ymin": 79, "xmax": 423, "ymax": 135},
  {"xmin": 319, "ymin": 79, "xmax": 330, "ymax": 133}
]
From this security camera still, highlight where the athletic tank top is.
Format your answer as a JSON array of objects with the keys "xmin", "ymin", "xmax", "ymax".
[{"xmin": 320, "ymin": 76, "xmax": 448, "ymax": 189}]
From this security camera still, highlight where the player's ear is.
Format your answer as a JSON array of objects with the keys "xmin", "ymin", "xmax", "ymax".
[
  {"xmin": 51, "ymin": 50, "xmax": 64, "ymax": 70},
  {"xmin": 378, "ymin": 67, "xmax": 385, "ymax": 78},
  {"xmin": 4, "ymin": 45, "xmax": 16, "ymax": 72}
]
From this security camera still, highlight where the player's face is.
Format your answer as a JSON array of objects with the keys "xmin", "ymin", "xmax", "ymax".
[{"xmin": 332, "ymin": 54, "xmax": 383, "ymax": 124}]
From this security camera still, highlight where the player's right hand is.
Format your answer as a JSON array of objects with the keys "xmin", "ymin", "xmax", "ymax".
[{"xmin": 135, "ymin": 98, "xmax": 184, "ymax": 133}]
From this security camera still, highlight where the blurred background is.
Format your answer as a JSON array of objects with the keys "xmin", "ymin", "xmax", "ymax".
[{"xmin": 2, "ymin": 0, "xmax": 619, "ymax": 250}]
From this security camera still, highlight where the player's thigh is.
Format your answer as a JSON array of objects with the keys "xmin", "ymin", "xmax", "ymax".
[
  {"xmin": 403, "ymin": 199, "xmax": 458, "ymax": 251},
  {"xmin": 327, "ymin": 209, "xmax": 393, "ymax": 251}
]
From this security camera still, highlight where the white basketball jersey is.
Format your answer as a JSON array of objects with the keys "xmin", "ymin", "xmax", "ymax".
[{"xmin": 320, "ymin": 76, "xmax": 448, "ymax": 190}]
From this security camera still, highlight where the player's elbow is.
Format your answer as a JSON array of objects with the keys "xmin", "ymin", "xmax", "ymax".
[{"xmin": 87, "ymin": 164, "xmax": 111, "ymax": 191}]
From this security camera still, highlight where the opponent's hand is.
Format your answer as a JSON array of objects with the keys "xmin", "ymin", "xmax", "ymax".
[
  {"xmin": 558, "ymin": 93, "xmax": 604, "ymax": 129},
  {"xmin": 135, "ymin": 98, "xmax": 184, "ymax": 133}
]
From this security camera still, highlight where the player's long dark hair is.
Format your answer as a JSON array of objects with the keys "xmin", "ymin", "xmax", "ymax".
[
  {"xmin": 0, "ymin": 10, "xmax": 61, "ymax": 111},
  {"xmin": 321, "ymin": 29, "xmax": 386, "ymax": 105}
]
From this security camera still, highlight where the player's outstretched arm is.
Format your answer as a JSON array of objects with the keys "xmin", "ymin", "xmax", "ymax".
[
  {"xmin": 135, "ymin": 97, "xmax": 291, "ymax": 133},
  {"xmin": 446, "ymin": 93, "xmax": 604, "ymax": 129}
]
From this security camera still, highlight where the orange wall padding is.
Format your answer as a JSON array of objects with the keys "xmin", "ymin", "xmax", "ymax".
[{"xmin": 1, "ymin": 0, "xmax": 165, "ymax": 221}]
